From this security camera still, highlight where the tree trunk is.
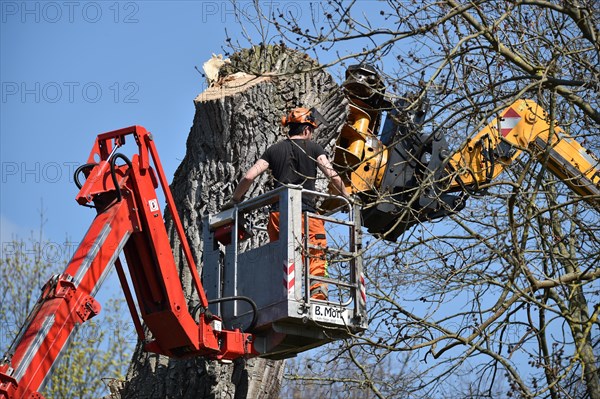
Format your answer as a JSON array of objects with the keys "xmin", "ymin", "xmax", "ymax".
[{"xmin": 115, "ymin": 45, "xmax": 347, "ymax": 399}]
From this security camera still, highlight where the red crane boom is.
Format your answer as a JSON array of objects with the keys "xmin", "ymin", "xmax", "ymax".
[{"xmin": 0, "ymin": 126, "xmax": 256, "ymax": 399}]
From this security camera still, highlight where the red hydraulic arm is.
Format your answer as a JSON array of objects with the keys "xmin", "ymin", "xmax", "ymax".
[{"xmin": 0, "ymin": 126, "xmax": 257, "ymax": 399}]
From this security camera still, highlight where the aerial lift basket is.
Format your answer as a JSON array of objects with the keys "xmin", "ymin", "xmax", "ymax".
[{"xmin": 203, "ymin": 187, "xmax": 368, "ymax": 359}]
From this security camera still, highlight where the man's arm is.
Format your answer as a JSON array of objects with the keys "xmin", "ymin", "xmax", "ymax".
[
  {"xmin": 231, "ymin": 159, "xmax": 270, "ymax": 202},
  {"xmin": 316, "ymin": 154, "xmax": 349, "ymax": 198}
]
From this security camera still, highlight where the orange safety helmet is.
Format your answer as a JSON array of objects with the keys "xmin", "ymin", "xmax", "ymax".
[{"xmin": 281, "ymin": 107, "xmax": 327, "ymax": 128}]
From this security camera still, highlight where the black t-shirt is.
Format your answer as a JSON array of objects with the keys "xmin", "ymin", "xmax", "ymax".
[{"xmin": 260, "ymin": 139, "xmax": 327, "ymax": 210}]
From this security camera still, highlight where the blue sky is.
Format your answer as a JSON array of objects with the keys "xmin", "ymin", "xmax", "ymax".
[
  {"xmin": 0, "ymin": 0, "xmax": 379, "ymax": 264},
  {"xmin": 0, "ymin": 0, "xmax": 349, "ymax": 248},
  {"xmin": 0, "ymin": 1, "xmax": 253, "ymax": 250},
  {"xmin": 0, "ymin": 0, "xmax": 385, "ymax": 250}
]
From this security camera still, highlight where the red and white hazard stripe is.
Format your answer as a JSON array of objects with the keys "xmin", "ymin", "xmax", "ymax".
[
  {"xmin": 283, "ymin": 260, "xmax": 295, "ymax": 296},
  {"xmin": 500, "ymin": 108, "xmax": 522, "ymax": 137},
  {"xmin": 359, "ymin": 272, "xmax": 366, "ymax": 305}
]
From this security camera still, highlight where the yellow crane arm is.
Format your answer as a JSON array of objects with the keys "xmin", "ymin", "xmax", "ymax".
[
  {"xmin": 331, "ymin": 64, "xmax": 600, "ymax": 240},
  {"xmin": 447, "ymin": 99, "xmax": 600, "ymax": 206}
]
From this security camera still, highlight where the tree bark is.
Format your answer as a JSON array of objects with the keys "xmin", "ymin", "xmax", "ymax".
[{"xmin": 116, "ymin": 45, "xmax": 347, "ymax": 399}]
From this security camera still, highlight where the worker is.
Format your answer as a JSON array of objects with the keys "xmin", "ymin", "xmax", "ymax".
[{"xmin": 224, "ymin": 107, "xmax": 349, "ymax": 300}]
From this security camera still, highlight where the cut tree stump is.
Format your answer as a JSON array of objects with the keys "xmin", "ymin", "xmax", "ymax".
[{"xmin": 113, "ymin": 45, "xmax": 347, "ymax": 399}]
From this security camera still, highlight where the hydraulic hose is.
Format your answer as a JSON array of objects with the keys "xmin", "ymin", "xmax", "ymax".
[
  {"xmin": 483, "ymin": 135, "xmax": 496, "ymax": 183},
  {"xmin": 73, "ymin": 163, "xmax": 98, "ymax": 189},
  {"xmin": 194, "ymin": 296, "xmax": 259, "ymax": 333},
  {"xmin": 109, "ymin": 153, "xmax": 133, "ymax": 202}
]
